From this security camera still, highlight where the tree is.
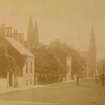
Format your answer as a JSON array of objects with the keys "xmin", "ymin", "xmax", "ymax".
[
  {"xmin": 71, "ymin": 51, "xmax": 87, "ymax": 79},
  {"xmin": 48, "ymin": 40, "xmax": 86, "ymax": 80},
  {"xmin": 48, "ymin": 40, "xmax": 69, "ymax": 80},
  {"xmin": 97, "ymin": 59, "xmax": 105, "ymax": 86},
  {"xmin": 34, "ymin": 45, "xmax": 63, "ymax": 84},
  {"xmin": 33, "ymin": 40, "xmax": 86, "ymax": 84},
  {"xmin": 0, "ymin": 48, "xmax": 18, "ymax": 78}
]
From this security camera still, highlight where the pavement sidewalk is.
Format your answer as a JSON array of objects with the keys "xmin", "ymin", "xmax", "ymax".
[{"xmin": 0, "ymin": 84, "xmax": 58, "ymax": 94}]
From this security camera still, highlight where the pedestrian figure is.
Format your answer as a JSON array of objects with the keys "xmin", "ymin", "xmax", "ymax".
[
  {"xmin": 95, "ymin": 75, "xmax": 98, "ymax": 84},
  {"xmin": 76, "ymin": 75, "xmax": 80, "ymax": 86}
]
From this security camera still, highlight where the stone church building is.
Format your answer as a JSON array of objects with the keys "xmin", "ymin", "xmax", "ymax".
[{"xmin": 87, "ymin": 27, "xmax": 97, "ymax": 78}]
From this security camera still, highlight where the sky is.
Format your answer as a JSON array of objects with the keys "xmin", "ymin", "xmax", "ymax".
[{"xmin": 0, "ymin": 0, "xmax": 105, "ymax": 59}]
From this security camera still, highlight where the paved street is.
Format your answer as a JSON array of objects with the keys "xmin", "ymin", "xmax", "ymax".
[{"xmin": 0, "ymin": 79, "xmax": 104, "ymax": 105}]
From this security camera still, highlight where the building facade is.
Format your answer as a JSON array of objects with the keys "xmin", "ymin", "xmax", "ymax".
[{"xmin": 0, "ymin": 26, "xmax": 34, "ymax": 88}]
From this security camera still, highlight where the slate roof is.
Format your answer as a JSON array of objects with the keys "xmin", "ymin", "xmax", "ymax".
[{"xmin": 5, "ymin": 37, "xmax": 33, "ymax": 57}]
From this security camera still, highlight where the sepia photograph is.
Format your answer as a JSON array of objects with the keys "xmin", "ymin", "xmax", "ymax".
[{"xmin": 0, "ymin": 0, "xmax": 105, "ymax": 105}]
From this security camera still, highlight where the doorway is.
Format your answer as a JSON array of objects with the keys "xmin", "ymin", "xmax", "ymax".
[{"xmin": 9, "ymin": 72, "xmax": 13, "ymax": 87}]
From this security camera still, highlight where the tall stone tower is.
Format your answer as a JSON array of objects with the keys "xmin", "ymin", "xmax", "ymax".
[
  {"xmin": 34, "ymin": 21, "xmax": 39, "ymax": 49},
  {"xmin": 27, "ymin": 16, "xmax": 39, "ymax": 50},
  {"xmin": 88, "ymin": 27, "xmax": 97, "ymax": 78}
]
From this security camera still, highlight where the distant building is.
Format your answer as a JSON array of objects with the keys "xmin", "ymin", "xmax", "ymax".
[
  {"xmin": 26, "ymin": 17, "xmax": 40, "ymax": 84},
  {"xmin": 0, "ymin": 24, "xmax": 24, "ymax": 45},
  {"xmin": 79, "ymin": 27, "xmax": 97, "ymax": 78},
  {"xmin": 0, "ymin": 32, "xmax": 34, "ymax": 88},
  {"xmin": 88, "ymin": 27, "xmax": 97, "ymax": 78}
]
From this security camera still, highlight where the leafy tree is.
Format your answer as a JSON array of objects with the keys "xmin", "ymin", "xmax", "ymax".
[
  {"xmin": 33, "ymin": 40, "xmax": 86, "ymax": 84},
  {"xmin": 0, "ymin": 48, "xmax": 18, "ymax": 78},
  {"xmin": 48, "ymin": 40, "xmax": 69, "ymax": 80},
  {"xmin": 97, "ymin": 59, "xmax": 105, "ymax": 76},
  {"xmin": 48, "ymin": 40, "xmax": 86, "ymax": 79},
  {"xmin": 34, "ymin": 45, "xmax": 63, "ymax": 84},
  {"xmin": 71, "ymin": 51, "xmax": 86, "ymax": 78}
]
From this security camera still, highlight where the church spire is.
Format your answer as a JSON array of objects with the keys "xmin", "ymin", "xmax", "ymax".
[
  {"xmin": 88, "ymin": 26, "xmax": 97, "ymax": 77},
  {"xmin": 27, "ymin": 16, "xmax": 34, "ymax": 49},
  {"xmin": 89, "ymin": 26, "xmax": 96, "ymax": 53},
  {"xmin": 34, "ymin": 20, "xmax": 39, "ymax": 49},
  {"xmin": 27, "ymin": 16, "xmax": 39, "ymax": 50}
]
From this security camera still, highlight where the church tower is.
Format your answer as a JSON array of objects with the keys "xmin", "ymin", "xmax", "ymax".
[
  {"xmin": 88, "ymin": 26, "xmax": 97, "ymax": 78},
  {"xmin": 34, "ymin": 21, "xmax": 39, "ymax": 49},
  {"xmin": 27, "ymin": 16, "xmax": 39, "ymax": 50}
]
